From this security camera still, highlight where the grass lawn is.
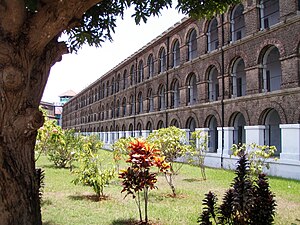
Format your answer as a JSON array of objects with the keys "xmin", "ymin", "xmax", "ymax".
[{"xmin": 37, "ymin": 150, "xmax": 300, "ymax": 225}]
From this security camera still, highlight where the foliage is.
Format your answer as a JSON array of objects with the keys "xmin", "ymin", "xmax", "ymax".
[
  {"xmin": 119, "ymin": 138, "xmax": 170, "ymax": 223},
  {"xmin": 198, "ymin": 151, "xmax": 276, "ymax": 225},
  {"xmin": 190, "ymin": 130, "xmax": 208, "ymax": 180},
  {"xmin": 231, "ymin": 143, "xmax": 277, "ymax": 179},
  {"xmin": 23, "ymin": 0, "xmax": 241, "ymax": 52},
  {"xmin": 112, "ymin": 136, "xmax": 134, "ymax": 170},
  {"xmin": 147, "ymin": 126, "xmax": 195, "ymax": 196},
  {"xmin": 72, "ymin": 135, "xmax": 115, "ymax": 198}
]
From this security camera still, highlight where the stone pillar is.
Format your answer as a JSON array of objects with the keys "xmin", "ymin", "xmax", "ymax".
[
  {"xmin": 119, "ymin": 131, "xmax": 124, "ymax": 139},
  {"xmin": 217, "ymin": 127, "xmax": 234, "ymax": 156},
  {"xmin": 142, "ymin": 130, "xmax": 150, "ymax": 139},
  {"xmin": 107, "ymin": 132, "xmax": 112, "ymax": 144},
  {"xmin": 181, "ymin": 129, "xmax": 190, "ymax": 144},
  {"xmin": 125, "ymin": 131, "xmax": 131, "ymax": 138},
  {"xmin": 195, "ymin": 128, "xmax": 209, "ymax": 150},
  {"xmin": 135, "ymin": 130, "xmax": 141, "ymax": 138},
  {"xmin": 280, "ymin": 124, "xmax": 300, "ymax": 161},
  {"xmin": 244, "ymin": 125, "xmax": 265, "ymax": 145}
]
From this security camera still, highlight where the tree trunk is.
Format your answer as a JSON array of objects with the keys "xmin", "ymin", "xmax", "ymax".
[{"xmin": 0, "ymin": 38, "xmax": 67, "ymax": 224}]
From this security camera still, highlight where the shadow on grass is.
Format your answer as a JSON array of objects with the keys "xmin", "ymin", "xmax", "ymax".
[
  {"xmin": 43, "ymin": 221, "xmax": 57, "ymax": 225},
  {"xmin": 41, "ymin": 198, "xmax": 52, "ymax": 206},
  {"xmin": 68, "ymin": 194, "xmax": 110, "ymax": 202},
  {"xmin": 182, "ymin": 178, "xmax": 203, "ymax": 183},
  {"xmin": 111, "ymin": 219, "xmax": 162, "ymax": 225}
]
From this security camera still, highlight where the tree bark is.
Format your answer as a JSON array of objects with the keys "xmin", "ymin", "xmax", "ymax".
[{"xmin": 0, "ymin": 38, "xmax": 67, "ymax": 225}]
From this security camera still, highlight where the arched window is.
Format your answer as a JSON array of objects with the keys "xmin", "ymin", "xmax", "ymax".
[
  {"xmin": 123, "ymin": 70, "xmax": 127, "ymax": 89},
  {"xmin": 129, "ymin": 123, "xmax": 134, "ymax": 137},
  {"xmin": 172, "ymin": 40, "xmax": 180, "ymax": 67},
  {"xmin": 208, "ymin": 67, "xmax": 219, "ymax": 101},
  {"xmin": 138, "ymin": 60, "xmax": 144, "ymax": 83},
  {"xmin": 187, "ymin": 73, "xmax": 197, "ymax": 105},
  {"xmin": 137, "ymin": 123, "xmax": 142, "ymax": 137},
  {"xmin": 158, "ymin": 85, "xmax": 166, "ymax": 110},
  {"xmin": 116, "ymin": 74, "xmax": 120, "ymax": 92},
  {"xmin": 122, "ymin": 97, "xmax": 126, "ymax": 117},
  {"xmin": 102, "ymin": 83, "xmax": 105, "ymax": 98},
  {"xmin": 130, "ymin": 95, "xmax": 135, "ymax": 115},
  {"xmin": 259, "ymin": 0, "xmax": 280, "ymax": 29},
  {"xmin": 106, "ymin": 103, "xmax": 109, "ymax": 119},
  {"xmin": 147, "ymin": 54, "xmax": 154, "ymax": 78},
  {"xmin": 159, "ymin": 47, "xmax": 167, "ymax": 73},
  {"xmin": 111, "ymin": 77, "xmax": 115, "ymax": 95},
  {"xmin": 110, "ymin": 102, "xmax": 114, "ymax": 119},
  {"xmin": 157, "ymin": 120, "xmax": 164, "ymax": 129},
  {"xmin": 146, "ymin": 121, "xmax": 153, "ymax": 132},
  {"xmin": 208, "ymin": 116, "xmax": 218, "ymax": 153},
  {"xmin": 186, "ymin": 117, "xmax": 196, "ymax": 141},
  {"xmin": 231, "ymin": 58, "xmax": 246, "ymax": 97},
  {"xmin": 187, "ymin": 29, "xmax": 197, "ymax": 60},
  {"xmin": 106, "ymin": 80, "xmax": 110, "ymax": 96},
  {"xmin": 263, "ymin": 109, "xmax": 281, "ymax": 155},
  {"xmin": 207, "ymin": 18, "xmax": 219, "ymax": 52},
  {"xmin": 130, "ymin": 65, "xmax": 135, "ymax": 85},
  {"xmin": 115, "ymin": 125, "xmax": 120, "ymax": 140},
  {"xmin": 137, "ymin": 92, "xmax": 143, "ymax": 114},
  {"xmin": 116, "ymin": 100, "xmax": 120, "ymax": 118},
  {"xmin": 260, "ymin": 46, "xmax": 282, "ymax": 92},
  {"xmin": 170, "ymin": 119, "xmax": 179, "ymax": 128},
  {"xmin": 232, "ymin": 113, "xmax": 246, "ymax": 144},
  {"xmin": 231, "ymin": 4, "xmax": 245, "ymax": 41},
  {"xmin": 147, "ymin": 88, "xmax": 154, "ymax": 112},
  {"xmin": 171, "ymin": 79, "xmax": 180, "ymax": 108}
]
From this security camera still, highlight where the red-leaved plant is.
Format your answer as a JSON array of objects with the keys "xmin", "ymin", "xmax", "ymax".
[{"xmin": 119, "ymin": 138, "xmax": 170, "ymax": 224}]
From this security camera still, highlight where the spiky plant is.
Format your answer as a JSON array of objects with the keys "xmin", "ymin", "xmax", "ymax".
[{"xmin": 198, "ymin": 191, "xmax": 218, "ymax": 225}]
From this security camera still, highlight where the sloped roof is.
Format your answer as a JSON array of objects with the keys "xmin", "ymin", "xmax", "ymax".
[{"xmin": 59, "ymin": 90, "xmax": 76, "ymax": 97}]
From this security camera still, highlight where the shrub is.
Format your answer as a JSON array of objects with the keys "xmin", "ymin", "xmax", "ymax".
[
  {"xmin": 198, "ymin": 150, "xmax": 276, "ymax": 225},
  {"xmin": 112, "ymin": 136, "xmax": 134, "ymax": 170},
  {"xmin": 147, "ymin": 126, "xmax": 195, "ymax": 196},
  {"xmin": 119, "ymin": 138, "xmax": 169, "ymax": 223}
]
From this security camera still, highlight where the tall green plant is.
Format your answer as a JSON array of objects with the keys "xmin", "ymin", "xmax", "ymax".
[
  {"xmin": 119, "ymin": 138, "xmax": 169, "ymax": 223},
  {"xmin": 112, "ymin": 136, "xmax": 134, "ymax": 171},
  {"xmin": 72, "ymin": 136, "xmax": 115, "ymax": 199},
  {"xmin": 198, "ymin": 150, "xmax": 276, "ymax": 225},
  {"xmin": 147, "ymin": 126, "xmax": 195, "ymax": 196}
]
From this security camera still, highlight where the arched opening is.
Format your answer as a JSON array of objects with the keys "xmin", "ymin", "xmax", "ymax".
[
  {"xmin": 123, "ymin": 69, "xmax": 127, "ymax": 89},
  {"xmin": 147, "ymin": 88, "xmax": 154, "ymax": 112},
  {"xmin": 157, "ymin": 120, "xmax": 165, "ymax": 130},
  {"xmin": 231, "ymin": 4, "xmax": 245, "ymax": 41},
  {"xmin": 208, "ymin": 67, "xmax": 219, "ymax": 101},
  {"xmin": 116, "ymin": 74, "xmax": 120, "ymax": 92},
  {"xmin": 171, "ymin": 79, "xmax": 180, "ymax": 108},
  {"xmin": 130, "ymin": 95, "xmax": 135, "ymax": 115},
  {"xmin": 129, "ymin": 123, "xmax": 134, "ymax": 137},
  {"xmin": 158, "ymin": 85, "xmax": 166, "ymax": 110},
  {"xmin": 146, "ymin": 121, "xmax": 153, "ymax": 133},
  {"xmin": 187, "ymin": 73, "xmax": 197, "ymax": 105},
  {"xmin": 232, "ymin": 112, "xmax": 246, "ymax": 145},
  {"xmin": 137, "ymin": 122, "xmax": 142, "ymax": 137},
  {"xmin": 231, "ymin": 58, "xmax": 246, "ymax": 97},
  {"xmin": 207, "ymin": 116, "xmax": 218, "ymax": 153},
  {"xmin": 138, "ymin": 60, "xmax": 144, "ymax": 83},
  {"xmin": 170, "ymin": 119, "xmax": 179, "ymax": 128},
  {"xmin": 172, "ymin": 39, "xmax": 180, "ymax": 67},
  {"xmin": 187, "ymin": 29, "xmax": 197, "ymax": 60},
  {"xmin": 122, "ymin": 97, "xmax": 126, "ymax": 117},
  {"xmin": 147, "ymin": 54, "xmax": 154, "ymax": 78},
  {"xmin": 137, "ymin": 92, "xmax": 143, "ymax": 114},
  {"xmin": 130, "ymin": 64, "xmax": 135, "ymax": 85},
  {"xmin": 259, "ymin": 0, "xmax": 280, "ymax": 29},
  {"xmin": 263, "ymin": 109, "xmax": 281, "ymax": 156},
  {"xmin": 159, "ymin": 47, "xmax": 167, "ymax": 74},
  {"xmin": 207, "ymin": 18, "xmax": 218, "ymax": 52},
  {"xmin": 116, "ymin": 100, "xmax": 120, "ymax": 118},
  {"xmin": 261, "ymin": 46, "xmax": 282, "ymax": 92}
]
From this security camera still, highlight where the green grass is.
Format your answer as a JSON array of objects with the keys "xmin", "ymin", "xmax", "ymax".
[{"xmin": 38, "ymin": 151, "xmax": 300, "ymax": 225}]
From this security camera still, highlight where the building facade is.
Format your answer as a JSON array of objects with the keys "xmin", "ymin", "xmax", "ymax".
[{"xmin": 63, "ymin": 0, "xmax": 300, "ymax": 179}]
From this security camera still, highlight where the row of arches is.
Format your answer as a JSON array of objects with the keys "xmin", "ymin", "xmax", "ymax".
[{"xmin": 74, "ymin": 1, "xmax": 283, "ymax": 109}]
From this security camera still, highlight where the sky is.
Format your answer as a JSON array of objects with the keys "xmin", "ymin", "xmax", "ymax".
[{"xmin": 42, "ymin": 5, "xmax": 185, "ymax": 103}]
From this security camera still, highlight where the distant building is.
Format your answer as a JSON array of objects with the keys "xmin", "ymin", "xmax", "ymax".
[{"xmin": 41, "ymin": 90, "xmax": 76, "ymax": 126}]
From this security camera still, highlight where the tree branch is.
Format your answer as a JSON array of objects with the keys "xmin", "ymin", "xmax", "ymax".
[
  {"xmin": 0, "ymin": 0, "xmax": 25, "ymax": 37},
  {"xmin": 27, "ymin": 0, "xmax": 103, "ymax": 55}
]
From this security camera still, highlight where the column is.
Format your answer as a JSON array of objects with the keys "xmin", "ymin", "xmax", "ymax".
[
  {"xmin": 119, "ymin": 131, "xmax": 124, "ymax": 139},
  {"xmin": 217, "ymin": 127, "xmax": 234, "ymax": 156},
  {"xmin": 195, "ymin": 128, "xmax": 209, "ymax": 150},
  {"xmin": 280, "ymin": 124, "xmax": 300, "ymax": 161},
  {"xmin": 125, "ymin": 131, "xmax": 131, "ymax": 138},
  {"xmin": 142, "ymin": 130, "xmax": 150, "ymax": 139},
  {"xmin": 244, "ymin": 125, "xmax": 265, "ymax": 146}
]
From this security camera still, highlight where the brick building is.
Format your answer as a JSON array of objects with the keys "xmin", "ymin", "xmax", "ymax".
[{"xmin": 62, "ymin": 0, "xmax": 300, "ymax": 179}]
